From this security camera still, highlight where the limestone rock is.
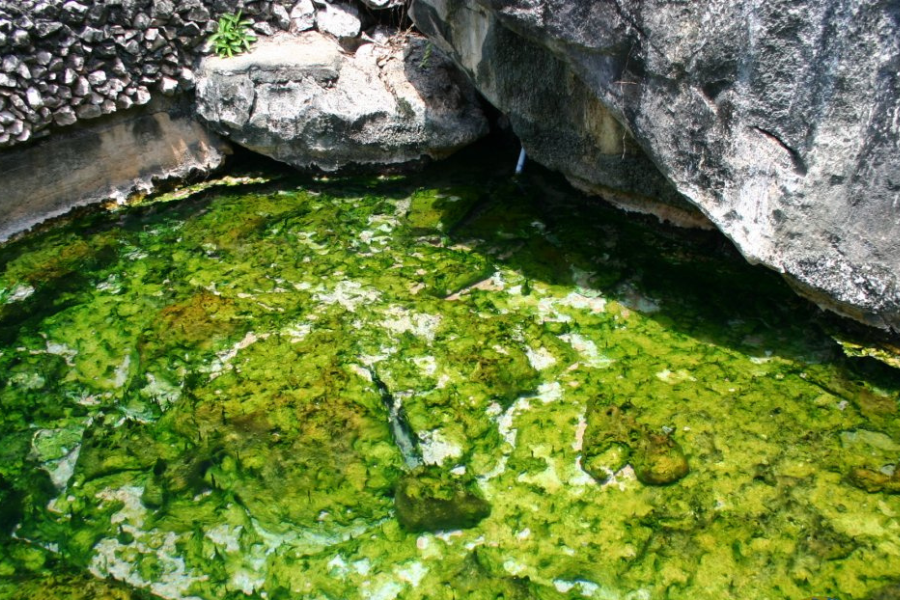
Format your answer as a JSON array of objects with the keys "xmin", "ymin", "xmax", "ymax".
[
  {"xmin": 0, "ymin": 96, "xmax": 230, "ymax": 242},
  {"xmin": 289, "ymin": 0, "xmax": 316, "ymax": 32},
  {"xmin": 411, "ymin": 0, "xmax": 900, "ymax": 333},
  {"xmin": 196, "ymin": 31, "xmax": 488, "ymax": 172},
  {"xmin": 316, "ymin": 2, "xmax": 362, "ymax": 39}
]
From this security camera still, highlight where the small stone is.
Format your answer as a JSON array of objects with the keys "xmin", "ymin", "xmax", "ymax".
[
  {"xmin": 87, "ymin": 70, "xmax": 107, "ymax": 85},
  {"xmin": 185, "ymin": 7, "xmax": 210, "ymax": 22},
  {"xmin": 62, "ymin": 1, "xmax": 89, "ymax": 23},
  {"xmin": 121, "ymin": 38, "xmax": 141, "ymax": 55},
  {"xmin": 290, "ymin": 0, "xmax": 316, "ymax": 32},
  {"xmin": 134, "ymin": 87, "xmax": 151, "ymax": 105},
  {"xmin": 159, "ymin": 77, "xmax": 178, "ymax": 96},
  {"xmin": 73, "ymin": 76, "xmax": 89, "ymax": 96},
  {"xmin": 16, "ymin": 127, "xmax": 31, "ymax": 143},
  {"xmin": 53, "ymin": 106, "xmax": 77, "ymax": 126},
  {"xmin": 133, "ymin": 12, "xmax": 151, "ymax": 30},
  {"xmin": 68, "ymin": 55, "xmax": 85, "ymax": 71},
  {"xmin": 12, "ymin": 30, "xmax": 30, "ymax": 49},
  {"xmin": 0, "ymin": 73, "xmax": 15, "ymax": 87},
  {"xmin": 252, "ymin": 22, "xmax": 276, "ymax": 37},
  {"xmin": 0, "ymin": 110, "xmax": 16, "ymax": 125},
  {"xmin": 271, "ymin": 4, "xmax": 291, "ymax": 29},
  {"xmin": 62, "ymin": 68, "xmax": 77, "ymax": 85},
  {"xmin": 75, "ymin": 103, "xmax": 101, "ymax": 119},
  {"xmin": 25, "ymin": 87, "xmax": 43, "ymax": 109},
  {"xmin": 2, "ymin": 56, "xmax": 19, "ymax": 73},
  {"xmin": 359, "ymin": 0, "xmax": 404, "ymax": 8},
  {"xmin": 36, "ymin": 51, "xmax": 52, "ymax": 66},
  {"xmin": 35, "ymin": 21, "xmax": 64, "ymax": 38},
  {"xmin": 100, "ymin": 99, "xmax": 116, "ymax": 114},
  {"xmin": 8, "ymin": 119, "xmax": 23, "ymax": 135},
  {"xmin": 316, "ymin": 3, "xmax": 361, "ymax": 39},
  {"xmin": 116, "ymin": 94, "xmax": 133, "ymax": 110},
  {"xmin": 15, "ymin": 63, "xmax": 31, "ymax": 80}
]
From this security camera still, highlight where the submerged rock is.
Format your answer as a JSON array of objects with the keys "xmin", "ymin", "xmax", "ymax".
[
  {"xmin": 582, "ymin": 402, "xmax": 689, "ymax": 486},
  {"xmin": 196, "ymin": 31, "xmax": 489, "ymax": 172},
  {"xmin": 395, "ymin": 466, "xmax": 491, "ymax": 532},
  {"xmin": 411, "ymin": 0, "xmax": 900, "ymax": 333}
]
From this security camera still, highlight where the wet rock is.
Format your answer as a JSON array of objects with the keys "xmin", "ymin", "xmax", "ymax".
[
  {"xmin": 582, "ymin": 402, "xmax": 690, "ymax": 486},
  {"xmin": 196, "ymin": 31, "xmax": 488, "ymax": 172},
  {"xmin": 395, "ymin": 466, "xmax": 491, "ymax": 532},
  {"xmin": 632, "ymin": 433, "xmax": 690, "ymax": 486},
  {"xmin": 848, "ymin": 467, "xmax": 900, "ymax": 494}
]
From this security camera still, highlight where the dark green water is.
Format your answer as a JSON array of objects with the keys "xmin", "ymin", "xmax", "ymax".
[{"xmin": 1, "ymin": 148, "xmax": 898, "ymax": 599}]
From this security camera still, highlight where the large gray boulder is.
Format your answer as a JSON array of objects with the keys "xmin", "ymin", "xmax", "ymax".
[
  {"xmin": 195, "ymin": 31, "xmax": 489, "ymax": 172},
  {"xmin": 411, "ymin": 0, "xmax": 900, "ymax": 331}
]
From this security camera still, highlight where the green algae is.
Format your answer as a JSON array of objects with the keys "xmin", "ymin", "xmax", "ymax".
[{"xmin": 0, "ymin": 147, "xmax": 899, "ymax": 599}]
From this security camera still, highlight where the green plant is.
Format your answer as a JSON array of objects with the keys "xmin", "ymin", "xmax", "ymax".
[{"xmin": 208, "ymin": 10, "xmax": 257, "ymax": 58}]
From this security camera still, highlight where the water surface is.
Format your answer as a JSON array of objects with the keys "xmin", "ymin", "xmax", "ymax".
[{"xmin": 1, "ymin": 148, "xmax": 898, "ymax": 599}]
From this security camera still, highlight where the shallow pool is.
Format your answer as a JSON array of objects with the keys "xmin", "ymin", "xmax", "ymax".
[{"xmin": 1, "ymin": 148, "xmax": 898, "ymax": 599}]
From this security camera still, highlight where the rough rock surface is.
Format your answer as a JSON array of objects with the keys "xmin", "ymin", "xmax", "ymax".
[
  {"xmin": 196, "ymin": 31, "xmax": 488, "ymax": 171},
  {"xmin": 0, "ymin": 96, "xmax": 229, "ymax": 241},
  {"xmin": 0, "ymin": 0, "xmax": 303, "ymax": 149},
  {"xmin": 411, "ymin": 0, "xmax": 900, "ymax": 331}
]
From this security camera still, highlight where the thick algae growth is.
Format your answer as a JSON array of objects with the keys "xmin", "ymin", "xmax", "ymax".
[{"xmin": 1, "ymin": 148, "xmax": 899, "ymax": 600}]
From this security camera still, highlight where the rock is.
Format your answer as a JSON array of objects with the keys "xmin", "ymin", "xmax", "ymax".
[
  {"xmin": 196, "ymin": 31, "xmax": 488, "ymax": 171},
  {"xmin": 848, "ymin": 467, "xmax": 900, "ymax": 494},
  {"xmin": 159, "ymin": 76, "xmax": 178, "ymax": 96},
  {"xmin": 411, "ymin": 0, "xmax": 900, "ymax": 333},
  {"xmin": 632, "ymin": 433, "xmax": 690, "ymax": 486},
  {"xmin": 0, "ymin": 96, "xmax": 230, "ymax": 242},
  {"xmin": 271, "ymin": 3, "xmax": 291, "ymax": 30},
  {"xmin": 360, "ymin": 0, "xmax": 405, "ymax": 9},
  {"xmin": 52, "ymin": 106, "xmax": 76, "ymax": 126},
  {"xmin": 316, "ymin": 2, "xmax": 361, "ymax": 39},
  {"xmin": 289, "ymin": 0, "xmax": 316, "ymax": 32},
  {"xmin": 25, "ymin": 87, "xmax": 42, "ymax": 108},
  {"xmin": 582, "ymin": 402, "xmax": 689, "ymax": 486},
  {"xmin": 394, "ymin": 466, "xmax": 491, "ymax": 532}
]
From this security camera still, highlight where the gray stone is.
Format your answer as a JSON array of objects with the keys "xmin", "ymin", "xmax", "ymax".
[
  {"xmin": 2, "ymin": 56, "xmax": 19, "ymax": 73},
  {"xmin": 87, "ymin": 69, "xmax": 107, "ymax": 85},
  {"xmin": 11, "ymin": 30, "xmax": 30, "ymax": 48},
  {"xmin": 289, "ymin": 0, "xmax": 316, "ymax": 32},
  {"xmin": 134, "ymin": 87, "xmax": 151, "ymax": 105},
  {"xmin": 316, "ymin": 3, "xmax": 361, "ymax": 39},
  {"xmin": 0, "ymin": 110, "xmax": 16, "ymax": 125},
  {"xmin": 159, "ymin": 76, "xmax": 178, "ymax": 96},
  {"xmin": 62, "ymin": 1, "xmax": 89, "ymax": 22},
  {"xmin": 72, "ymin": 76, "xmax": 89, "ymax": 96},
  {"xmin": 411, "ymin": 0, "xmax": 900, "ymax": 332},
  {"xmin": 75, "ymin": 103, "xmax": 101, "ymax": 119},
  {"xmin": 196, "ymin": 31, "xmax": 488, "ymax": 171},
  {"xmin": 53, "ymin": 106, "xmax": 77, "ymax": 126},
  {"xmin": 271, "ymin": 3, "xmax": 291, "ymax": 29},
  {"xmin": 359, "ymin": 0, "xmax": 404, "ymax": 9},
  {"xmin": 0, "ymin": 73, "xmax": 15, "ymax": 87},
  {"xmin": 25, "ymin": 87, "xmax": 42, "ymax": 108}
]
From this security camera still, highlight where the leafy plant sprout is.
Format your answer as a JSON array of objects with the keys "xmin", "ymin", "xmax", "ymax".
[{"xmin": 208, "ymin": 10, "xmax": 257, "ymax": 58}]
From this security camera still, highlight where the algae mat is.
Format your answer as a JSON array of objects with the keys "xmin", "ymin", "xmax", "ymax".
[{"xmin": 0, "ymin": 152, "xmax": 899, "ymax": 600}]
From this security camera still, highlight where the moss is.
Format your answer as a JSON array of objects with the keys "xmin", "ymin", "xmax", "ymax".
[{"xmin": 0, "ymin": 148, "xmax": 898, "ymax": 599}]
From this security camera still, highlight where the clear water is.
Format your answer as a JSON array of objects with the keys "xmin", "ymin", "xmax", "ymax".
[{"xmin": 1, "ymin": 147, "xmax": 898, "ymax": 599}]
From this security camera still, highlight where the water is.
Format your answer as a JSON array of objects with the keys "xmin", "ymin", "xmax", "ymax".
[{"xmin": 0, "ymin": 146, "xmax": 898, "ymax": 599}]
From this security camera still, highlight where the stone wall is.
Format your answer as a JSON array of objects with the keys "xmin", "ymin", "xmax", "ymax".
[{"xmin": 0, "ymin": 0, "xmax": 304, "ymax": 148}]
